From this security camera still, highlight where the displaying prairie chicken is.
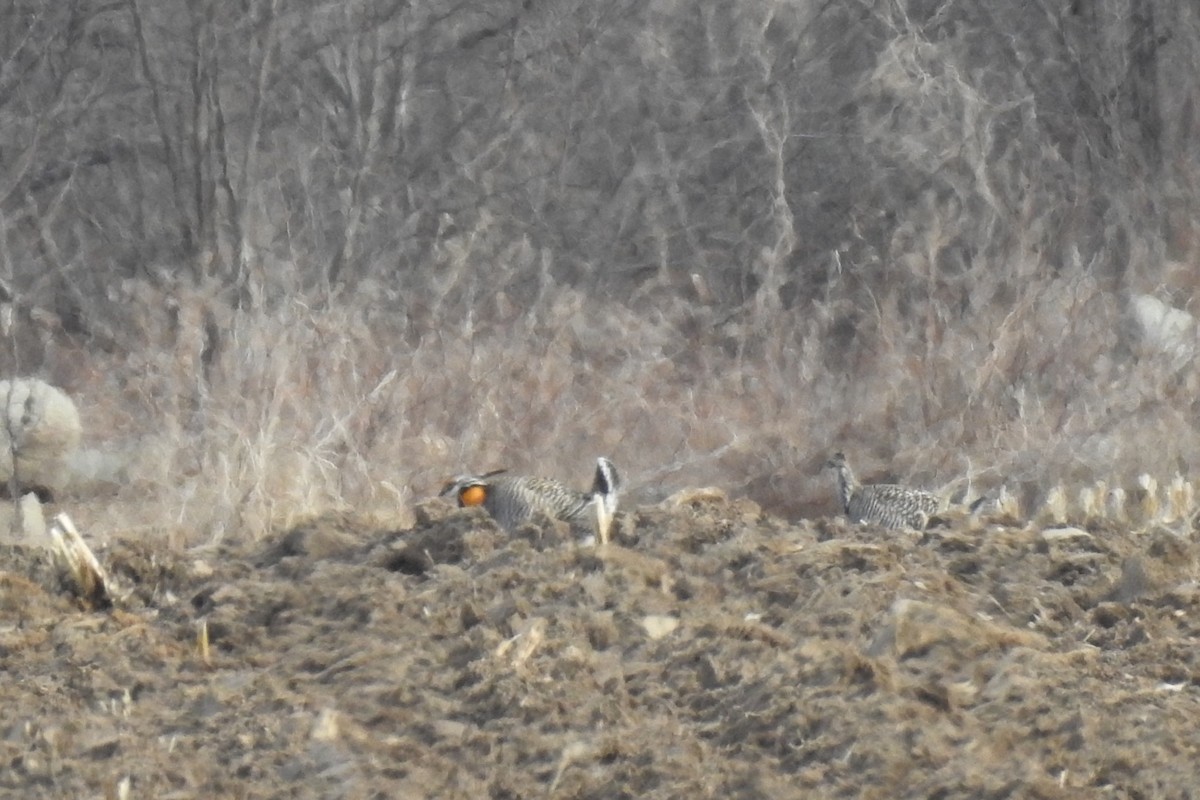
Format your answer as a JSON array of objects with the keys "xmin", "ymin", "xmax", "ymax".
[
  {"xmin": 440, "ymin": 457, "xmax": 622, "ymax": 544},
  {"xmin": 822, "ymin": 452, "xmax": 940, "ymax": 530}
]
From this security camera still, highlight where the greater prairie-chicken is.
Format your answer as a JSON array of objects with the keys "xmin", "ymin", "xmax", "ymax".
[
  {"xmin": 440, "ymin": 457, "xmax": 622, "ymax": 543},
  {"xmin": 823, "ymin": 452, "xmax": 939, "ymax": 530}
]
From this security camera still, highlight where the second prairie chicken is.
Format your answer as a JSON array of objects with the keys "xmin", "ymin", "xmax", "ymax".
[
  {"xmin": 822, "ymin": 452, "xmax": 940, "ymax": 530},
  {"xmin": 440, "ymin": 457, "xmax": 622, "ymax": 543}
]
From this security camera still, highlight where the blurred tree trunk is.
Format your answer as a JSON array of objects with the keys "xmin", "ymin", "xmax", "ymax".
[
  {"xmin": 1126, "ymin": 0, "xmax": 1163, "ymax": 176},
  {"xmin": 128, "ymin": 0, "xmax": 199, "ymax": 268}
]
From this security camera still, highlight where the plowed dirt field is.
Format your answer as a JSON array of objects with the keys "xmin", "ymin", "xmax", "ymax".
[{"xmin": 3, "ymin": 498, "xmax": 1199, "ymax": 798}]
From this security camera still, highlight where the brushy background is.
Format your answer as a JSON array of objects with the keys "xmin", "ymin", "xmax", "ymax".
[{"xmin": 1, "ymin": 0, "xmax": 1197, "ymax": 542}]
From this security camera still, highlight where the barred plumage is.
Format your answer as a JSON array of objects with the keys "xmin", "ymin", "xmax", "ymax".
[
  {"xmin": 440, "ymin": 457, "xmax": 622, "ymax": 543},
  {"xmin": 823, "ymin": 452, "xmax": 939, "ymax": 530}
]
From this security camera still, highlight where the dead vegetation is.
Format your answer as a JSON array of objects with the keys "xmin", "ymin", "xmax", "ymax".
[
  {"xmin": 0, "ymin": 3, "xmax": 1193, "ymax": 543},
  {"xmin": 47, "ymin": 513, "xmax": 112, "ymax": 609},
  {"xmin": 1, "ymin": 4, "xmax": 1199, "ymax": 793}
]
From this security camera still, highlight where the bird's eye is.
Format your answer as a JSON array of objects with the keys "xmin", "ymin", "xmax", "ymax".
[{"xmin": 460, "ymin": 485, "xmax": 487, "ymax": 506}]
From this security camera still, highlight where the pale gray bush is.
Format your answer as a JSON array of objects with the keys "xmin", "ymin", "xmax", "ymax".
[{"xmin": 0, "ymin": 378, "xmax": 82, "ymax": 500}]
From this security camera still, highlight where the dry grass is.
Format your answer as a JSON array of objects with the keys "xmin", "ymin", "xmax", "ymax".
[
  {"xmin": 32, "ymin": 255, "xmax": 1200, "ymax": 548},
  {"xmin": 3, "ymin": 3, "xmax": 1197, "ymax": 547}
]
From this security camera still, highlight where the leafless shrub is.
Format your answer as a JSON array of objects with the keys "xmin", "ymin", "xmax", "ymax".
[{"xmin": 0, "ymin": 1, "xmax": 1196, "ymax": 540}]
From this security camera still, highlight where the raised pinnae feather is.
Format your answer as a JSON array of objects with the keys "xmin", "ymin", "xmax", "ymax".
[{"xmin": 442, "ymin": 457, "xmax": 622, "ymax": 539}]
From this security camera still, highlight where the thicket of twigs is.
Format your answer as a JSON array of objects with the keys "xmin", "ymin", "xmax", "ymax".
[{"xmin": 1, "ymin": 1, "xmax": 1197, "ymax": 539}]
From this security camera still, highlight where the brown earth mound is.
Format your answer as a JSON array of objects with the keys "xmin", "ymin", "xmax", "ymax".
[{"xmin": 3, "ymin": 499, "xmax": 1200, "ymax": 798}]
